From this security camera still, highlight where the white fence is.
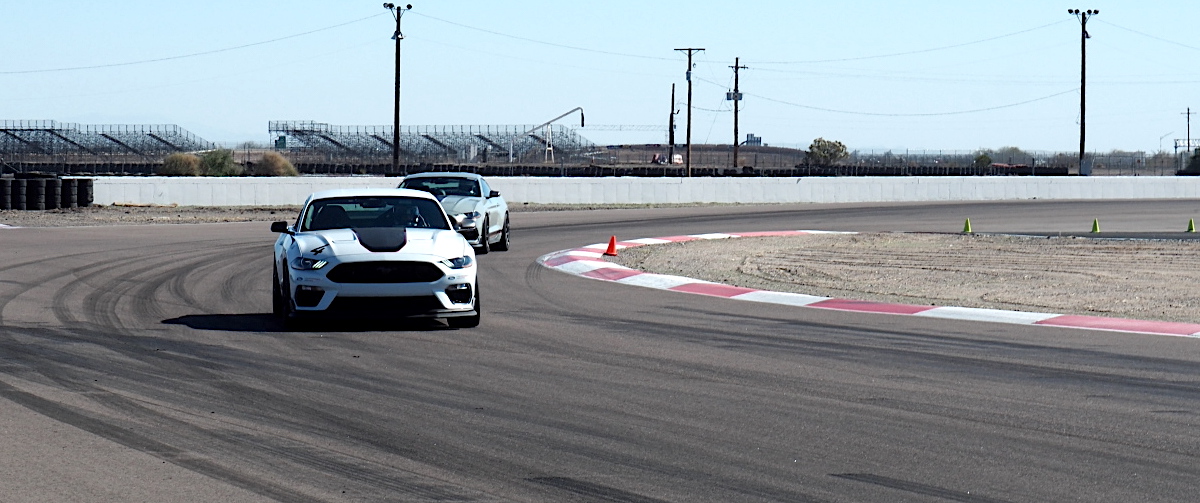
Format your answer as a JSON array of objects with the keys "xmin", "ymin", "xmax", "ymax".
[{"xmin": 89, "ymin": 176, "xmax": 1200, "ymax": 207}]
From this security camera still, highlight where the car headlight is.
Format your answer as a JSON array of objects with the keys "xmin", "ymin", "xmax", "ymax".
[
  {"xmin": 455, "ymin": 211, "xmax": 482, "ymax": 224},
  {"xmin": 289, "ymin": 256, "xmax": 328, "ymax": 270},
  {"xmin": 439, "ymin": 255, "xmax": 474, "ymax": 269}
]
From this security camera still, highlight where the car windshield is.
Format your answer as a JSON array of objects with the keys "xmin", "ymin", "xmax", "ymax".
[
  {"xmin": 399, "ymin": 177, "xmax": 481, "ymax": 197},
  {"xmin": 301, "ymin": 196, "xmax": 450, "ymax": 231}
]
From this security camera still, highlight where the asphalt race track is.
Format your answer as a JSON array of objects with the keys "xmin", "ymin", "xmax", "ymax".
[{"xmin": 3, "ymin": 200, "xmax": 1200, "ymax": 502}]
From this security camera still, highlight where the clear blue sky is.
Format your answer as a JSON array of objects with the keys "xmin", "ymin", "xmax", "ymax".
[{"xmin": 3, "ymin": 1, "xmax": 1197, "ymax": 153}]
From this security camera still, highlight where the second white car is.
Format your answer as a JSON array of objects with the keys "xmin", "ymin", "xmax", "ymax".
[{"xmin": 398, "ymin": 172, "xmax": 510, "ymax": 254}]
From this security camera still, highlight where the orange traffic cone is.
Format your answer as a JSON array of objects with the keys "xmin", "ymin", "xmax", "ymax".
[{"xmin": 603, "ymin": 236, "xmax": 619, "ymax": 256}]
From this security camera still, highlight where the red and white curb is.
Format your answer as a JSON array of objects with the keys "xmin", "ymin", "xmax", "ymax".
[{"xmin": 537, "ymin": 230, "xmax": 1200, "ymax": 338}]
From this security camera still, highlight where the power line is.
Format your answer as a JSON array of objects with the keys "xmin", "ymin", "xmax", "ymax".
[
  {"xmin": 413, "ymin": 12, "xmax": 675, "ymax": 61},
  {"xmin": 415, "ymin": 12, "xmax": 1065, "ymax": 67},
  {"xmin": 741, "ymin": 87, "xmax": 1079, "ymax": 117},
  {"xmin": 581, "ymin": 125, "xmax": 664, "ymax": 131},
  {"xmin": 1096, "ymin": 19, "xmax": 1200, "ymax": 51},
  {"xmin": 0, "ymin": 12, "xmax": 387, "ymax": 75},
  {"xmin": 751, "ymin": 20, "xmax": 1069, "ymax": 65}
]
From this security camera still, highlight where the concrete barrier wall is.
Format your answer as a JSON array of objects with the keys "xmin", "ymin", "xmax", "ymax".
[{"xmin": 90, "ymin": 176, "xmax": 1200, "ymax": 206}]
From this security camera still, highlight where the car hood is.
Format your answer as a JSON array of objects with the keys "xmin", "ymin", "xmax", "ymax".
[
  {"xmin": 437, "ymin": 195, "xmax": 484, "ymax": 215},
  {"xmin": 292, "ymin": 228, "xmax": 467, "ymax": 260}
]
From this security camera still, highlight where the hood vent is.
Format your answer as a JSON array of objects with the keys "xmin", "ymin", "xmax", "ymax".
[{"xmin": 353, "ymin": 227, "xmax": 407, "ymax": 252}]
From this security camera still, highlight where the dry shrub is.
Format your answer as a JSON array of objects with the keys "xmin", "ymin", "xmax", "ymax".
[
  {"xmin": 200, "ymin": 149, "xmax": 243, "ymax": 177},
  {"xmin": 158, "ymin": 153, "xmax": 201, "ymax": 176},
  {"xmin": 251, "ymin": 151, "xmax": 299, "ymax": 176}
]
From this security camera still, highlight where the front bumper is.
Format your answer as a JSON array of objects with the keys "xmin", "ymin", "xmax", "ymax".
[
  {"xmin": 288, "ymin": 262, "xmax": 476, "ymax": 319},
  {"xmin": 456, "ymin": 222, "xmax": 482, "ymax": 246}
]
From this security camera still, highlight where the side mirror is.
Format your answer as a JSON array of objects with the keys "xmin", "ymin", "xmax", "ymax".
[
  {"xmin": 488, "ymin": 190, "xmax": 501, "ymax": 198},
  {"xmin": 270, "ymin": 221, "xmax": 293, "ymax": 234}
]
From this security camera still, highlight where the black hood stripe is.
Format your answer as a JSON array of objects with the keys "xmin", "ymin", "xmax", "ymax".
[{"xmin": 352, "ymin": 227, "xmax": 407, "ymax": 252}]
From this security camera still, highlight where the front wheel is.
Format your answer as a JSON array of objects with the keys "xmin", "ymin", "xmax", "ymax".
[
  {"xmin": 491, "ymin": 215, "xmax": 510, "ymax": 251},
  {"xmin": 474, "ymin": 217, "xmax": 490, "ymax": 255},
  {"xmin": 276, "ymin": 268, "xmax": 299, "ymax": 330},
  {"xmin": 447, "ymin": 285, "xmax": 480, "ymax": 328},
  {"xmin": 272, "ymin": 267, "xmax": 285, "ymax": 317}
]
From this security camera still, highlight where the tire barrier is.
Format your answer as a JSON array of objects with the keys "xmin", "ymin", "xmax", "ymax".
[
  {"xmin": 1, "ymin": 176, "xmax": 93, "ymax": 211},
  {"xmin": 60, "ymin": 178, "xmax": 78, "ymax": 209},
  {"xmin": 0, "ymin": 178, "xmax": 10, "ymax": 210},
  {"xmin": 45, "ymin": 178, "xmax": 61, "ymax": 210},
  {"xmin": 77, "ymin": 178, "xmax": 93, "ymax": 207},
  {"xmin": 11, "ymin": 179, "xmax": 26, "ymax": 210},
  {"xmin": 25, "ymin": 179, "xmax": 45, "ymax": 211}
]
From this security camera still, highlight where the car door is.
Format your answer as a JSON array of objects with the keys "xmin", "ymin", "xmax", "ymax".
[{"xmin": 479, "ymin": 178, "xmax": 505, "ymax": 238}]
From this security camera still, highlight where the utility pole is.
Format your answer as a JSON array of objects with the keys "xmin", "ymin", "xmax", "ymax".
[
  {"xmin": 1184, "ymin": 108, "xmax": 1195, "ymax": 153},
  {"xmin": 668, "ymin": 83, "xmax": 677, "ymax": 165},
  {"xmin": 729, "ymin": 58, "xmax": 747, "ymax": 169},
  {"xmin": 675, "ymin": 48, "xmax": 704, "ymax": 176},
  {"xmin": 384, "ymin": 3, "xmax": 412, "ymax": 174},
  {"xmin": 1070, "ymin": 9, "xmax": 1097, "ymax": 175}
]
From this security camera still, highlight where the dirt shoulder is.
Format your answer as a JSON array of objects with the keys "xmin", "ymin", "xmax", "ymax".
[{"xmin": 610, "ymin": 233, "xmax": 1200, "ymax": 324}]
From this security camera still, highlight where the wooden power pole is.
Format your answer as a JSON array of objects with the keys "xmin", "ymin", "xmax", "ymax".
[
  {"xmin": 675, "ymin": 48, "xmax": 704, "ymax": 176},
  {"xmin": 668, "ymin": 84, "xmax": 677, "ymax": 166},
  {"xmin": 384, "ymin": 3, "xmax": 412, "ymax": 174},
  {"xmin": 729, "ymin": 58, "xmax": 747, "ymax": 169},
  {"xmin": 1071, "ymin": 9, "xmax": 1097, "ymax": 174}
]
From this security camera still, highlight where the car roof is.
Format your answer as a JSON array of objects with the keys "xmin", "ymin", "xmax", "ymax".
[
  {"xmin": 401, "ymin": 172, "xmax": 485, "ymax": 181},
  {"xmin": 305, "ymin": 187, "xmax": 438, "ymax": 203}
]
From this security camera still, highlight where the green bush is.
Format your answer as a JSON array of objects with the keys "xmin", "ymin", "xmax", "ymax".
[
  {"xmin": 805, "ymin": 137, "xmax": 849, "ymax": 166},
  {"xmin": 250, "ymin": 151, "xmax": 298, "ymax": 176},
  {"xmin": 200, "ymin": 149, "xmax": 244, "ymax": 177},
  {"xmin": 158, "ymin": 153, "xmax": 201, "ymax": 176}
]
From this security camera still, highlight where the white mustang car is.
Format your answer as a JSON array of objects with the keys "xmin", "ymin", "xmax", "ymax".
[
  {"xmin": 270, "ymin": 188, "xmax": 479, "ymax": 328},
  {"xmin": 397, "ymin": 172, "xmax": 509, "ymax": 254}
]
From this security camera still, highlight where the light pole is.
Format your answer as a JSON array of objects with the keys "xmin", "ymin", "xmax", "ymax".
[
  {"xmin": 1070, "ymin": 8, "xmax": 1097, "ymax": 175},
  {"xmin": 384, "ymin": 3, "xmax": 412, "ymax": 174}
]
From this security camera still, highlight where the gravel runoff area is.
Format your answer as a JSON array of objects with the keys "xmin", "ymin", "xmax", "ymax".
[
  {"xmin": 611, "ymin": 232, "xmax": 1200, "ymax": 324},
  {"xmin": 4, "ymin": 204, "xmax": 1199, "ymax": 324}
]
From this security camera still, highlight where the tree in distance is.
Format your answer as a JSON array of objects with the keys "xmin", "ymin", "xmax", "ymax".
[
  {"xmin": 158, "ymin": 153, "xmax": 201, "ymax": 176},
  {"xmin": 806, "ymin": 138, "xmax": 849, "ymax": 166},
  {"xmin": 976, "ymin": 146, "xmax": 1034, "ymax": 165},
  {"xmin": 1187, "ymin": 150, "xmax": 1200, "ymax": 173}
]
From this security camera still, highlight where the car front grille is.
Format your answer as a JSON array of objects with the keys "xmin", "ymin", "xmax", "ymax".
[
  {"xmin": 326, "ymin": 261, "xmax": 444, "ymax": 283},
  {"xmin": 326, "ymin": 296, "xmax": 444, "ymax": 315}
]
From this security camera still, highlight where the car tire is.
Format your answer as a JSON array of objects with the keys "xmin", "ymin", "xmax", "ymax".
[
  {"xmin": 448, "ymin": 285, "xmax": 480, "ymax": 328},
  {"xmin": 491, "ymin": 214, "xmax": 510, "ymax": 251},
  {"xmin": 272, "ymin": 266, "xmax": 285, "ymax": 317},
  {"xmin": 278, "ymin": 269, "xmax": 299, "ymax": 330},
  {"xmin": 474, "ymin": 217, "xmax": 490, "ymax": 255}
]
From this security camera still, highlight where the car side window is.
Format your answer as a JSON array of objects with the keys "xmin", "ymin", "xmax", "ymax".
[{"xmin": 479, "ymin": 179, "xmax": 490, "ymax": 198}]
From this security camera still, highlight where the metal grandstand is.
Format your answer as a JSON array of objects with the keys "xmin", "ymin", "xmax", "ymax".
[
  {"xmin": 0, "ymin": 120, "xmax": 216, "ymax": 158},
  {"xmin": 269, "ymin": 121, "xmax": 597, "ymax": 164}
]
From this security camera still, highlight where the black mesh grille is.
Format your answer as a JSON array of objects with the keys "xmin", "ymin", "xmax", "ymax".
[
  {"xmin": 326, "ymin": 261, "xmax": 444, "ymax": 283},
  {"xmin": 326, "ymin": 296, "xmax": 444, "ymax": 315}
]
